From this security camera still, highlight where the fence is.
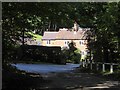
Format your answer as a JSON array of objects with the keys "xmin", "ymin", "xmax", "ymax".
[{"xmin": 81, "ymin": 61, "xmax": 119, "ymax": 73}]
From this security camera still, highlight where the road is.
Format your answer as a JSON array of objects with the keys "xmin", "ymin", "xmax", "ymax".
[
  {"xmin": 11, "ymin": 63, "xmax": 80, "ymax": 73},
  {"xmin": 11, "ymin": 63, "xmax": 120, "ymax": 90},
  {"xmin": 39, "ymin": 71, "xmax": 120, "ymax": 90}
]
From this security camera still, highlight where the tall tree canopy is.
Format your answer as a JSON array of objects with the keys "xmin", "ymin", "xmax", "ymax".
[{"xmin": 2, "ymin": 2, "xmax": 120, "ymax": 63}]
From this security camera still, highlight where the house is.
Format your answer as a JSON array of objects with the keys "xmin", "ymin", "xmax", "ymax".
[{"xmin": 42, "ymin": 22, "xmax": 90, "ymax": 60}]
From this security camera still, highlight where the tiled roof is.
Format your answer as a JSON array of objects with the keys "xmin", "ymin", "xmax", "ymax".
[
  {"xmin": 42, "ymin": 29, "xmax": 88, "ymax": 40},
  {"xmin": 42, "ymin": 32, "xmax": 58, "ymax": 40}
]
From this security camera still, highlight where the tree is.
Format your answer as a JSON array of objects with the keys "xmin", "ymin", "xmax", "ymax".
[
  {"xmin": 2, "ymin": 2, "xmax": 120, "ymax": 63},
  {"xmin": 61, "ymin": 41, "xmax": 81, "ymax": 64},
  {"xmin": 86, "ymin": 2, "xmax": 120, "ymax": 63}
]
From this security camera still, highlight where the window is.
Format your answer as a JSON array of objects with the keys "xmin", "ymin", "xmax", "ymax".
[
  {"xmin": 65, "ymin": 41, "xmax": 69, "ymax": 46},
  {"xmin": 47, "ymin": 40, "xmax": 50, "ymax": 44},
  {"xmin": 67, "ymin": 41, "xmax": 69, "ymax": 44},
  {"xmin": 79, "ymin": 40, "xmax": 84, "ymax": 45},
  {"xmin": 79, "ymin": 41, "xmax": 82, "ymax": 45},
  {"xmin": 65, "ymin": 41, "xmax": 69, "ymax": 45},
  {"xmin": 82, "ymin": 41, "xmax": 84, "ymax": 45},
  {"xmin": 65, "ymin": 41, "xmax": 67, "ymax": 44}
]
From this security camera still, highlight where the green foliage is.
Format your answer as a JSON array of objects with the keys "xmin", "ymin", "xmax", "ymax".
[
  {"xmin": 2, "ymin": 2, "xmax": 120, "ymax": 64},
  {"xmin": 26, "ymin": 32, "xmax": 42, "ymax": 41},
  {"xmin": 87, "ymin": 2, "xmax": 120, "ymax": 63},
  {"xmin": 16, "ymin": 45, "xmax": 65, "ymax": 64},
  {"xmin": 72, "ymin": 49, "xmax": 81, "ymax": 64},
  {"xmin": 61, "ymin": 42, "xmax": 81, "ymax": 64}
]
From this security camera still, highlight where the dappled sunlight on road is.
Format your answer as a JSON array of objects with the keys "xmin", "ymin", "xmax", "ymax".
[{"xmin": 39, "ymin": 72, "xmax": 120, "ymax": 90}]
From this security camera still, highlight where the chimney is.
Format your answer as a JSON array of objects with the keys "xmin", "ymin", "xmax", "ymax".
[{"xmin": 74, "ymin": 22, "xmax": 79, "ymax": 31}]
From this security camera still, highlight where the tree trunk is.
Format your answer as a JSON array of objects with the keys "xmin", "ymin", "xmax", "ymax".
[
  {"xmin": 110, "ymin": 49, "xmax": 114, "ymax": 63},
  {"xmin": 48, "ymin": 21, "xmax": 51, "ymax": 31},
  {"xmin": 55, "ymin": 24, "xmax": 57, "ymax": 31},
  {"xmin": 22, "ymin": 29, "xmax": 24, "ymax": 46}
]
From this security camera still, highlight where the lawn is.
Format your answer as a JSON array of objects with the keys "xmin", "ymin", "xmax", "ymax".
[{"xmin": 26, "ymin": 31, "xmax": 42, "ymax": 41}]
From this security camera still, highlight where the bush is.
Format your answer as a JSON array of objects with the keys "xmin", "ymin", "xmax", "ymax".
[
  {"xmin": 71, "ymin": 49, "xmax": 81, "ymax": 64},
  {"xmin": 61, "ymin": 45, "xmax": 81, "ymax": 64},
  {"xmin": 16, "ymin": 45, "xmax": 64, "ymax": 64}
]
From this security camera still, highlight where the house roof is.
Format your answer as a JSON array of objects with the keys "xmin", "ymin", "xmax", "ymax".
[
  {"xmin": 42, "ymin": 32, "xmax": 58, "ymax": 40},
  {"xmin": 42, "ymin": 29, "xmax": 89, "ymax": 40}
]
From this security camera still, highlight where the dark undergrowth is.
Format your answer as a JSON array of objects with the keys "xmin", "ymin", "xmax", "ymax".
[
  {"xmin": 76, "ymin": 66, "xmax": 120, "ymax": 81},
  {"xmin": 2, "ymin": 63, "xmax": 50, "ymax": 90}
]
